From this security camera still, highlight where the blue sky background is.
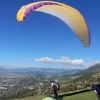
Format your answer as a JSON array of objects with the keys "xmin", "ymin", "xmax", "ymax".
[{"xmin": 0, "ymin": 0, "xmax": 100, "ymax": 69}]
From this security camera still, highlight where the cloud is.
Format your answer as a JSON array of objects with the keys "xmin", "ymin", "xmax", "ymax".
[
  {"xmin": 35, "ymin": 56, "xmax": 85, "ymax": 67},
  {"xmin": 84, "ymin": 60, "xmax": 100, "ymax": 68},
  {"xmin": 2, "ymin": 57, "xmax": 99, "ymax": 69},
  {"xmin": 35, "ymin": 57, "xmax": 55, "ymax": 63},
  {"xmin": 35, "ymin": 57, "xmax": 85, "ymax": 67},
  {"xmin": 35, "ymin": 56, "xmax": 100, "ymax": 69}
]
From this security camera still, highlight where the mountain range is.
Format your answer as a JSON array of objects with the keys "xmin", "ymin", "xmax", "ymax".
[
  {"xmin": 0, "ymin": 63, "xmax": 100, "ymax": 77},
  {"xmin": 0, "ymin": 67, "xmax": 80, "ymax": 76}
]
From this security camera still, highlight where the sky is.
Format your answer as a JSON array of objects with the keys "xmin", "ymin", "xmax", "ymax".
[{"xmin": 0, "ymin": 0, "xmax": 100, "ymax": 69}]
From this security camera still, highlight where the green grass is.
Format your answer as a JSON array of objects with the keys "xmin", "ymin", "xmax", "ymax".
[
  {"xmin": 10, "ymin": 89, "xmax": 97, "ymax": 100},
  {"xmin": 60, "ymin": 91, "xmax": 97, "ymax": 100},
  {"xmin": 10, "ymin": 95, "xmax": 44, "ymax": 100}
]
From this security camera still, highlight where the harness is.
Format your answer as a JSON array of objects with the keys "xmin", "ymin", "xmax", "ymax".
[{"xmin": 51, "ymin": 81, "xmax": 60, "ymax": 91}]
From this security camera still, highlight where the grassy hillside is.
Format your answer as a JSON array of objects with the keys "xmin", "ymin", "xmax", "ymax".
[
  {"xmin": 72, "ymin": 71, "xmax": 100, "ymax": 83},
  {"xmin": 74, "ymin": 63, "xmax": 100, "ymax": 76},
  {"xmin": 10, "ymin": 89, "xmax": 96, "ymax": 100}
]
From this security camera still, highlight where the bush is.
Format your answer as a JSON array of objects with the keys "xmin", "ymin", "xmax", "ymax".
[
  {"xmin": 84, "ymin": 82, "xmax": 91, "ymax": 88},
  {"xmin": 67, "ymin": 83, "xmax": 77, "ymax": 91}
]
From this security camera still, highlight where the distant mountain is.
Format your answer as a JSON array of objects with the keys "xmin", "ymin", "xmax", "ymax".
[
  {"xmin": 0, "ymin": 67, "xmax": 81, "ymax": 76},
  {"xmin": 1, "ymin": 63, "xmax": 100, "ymax": 77},
  {"xmin": 74, "ymin": 63, "xmax": 100, "ymax": 76},
  {"xmin": 0, "ymin": 67, "xmax": 5, "ymax": 70}
]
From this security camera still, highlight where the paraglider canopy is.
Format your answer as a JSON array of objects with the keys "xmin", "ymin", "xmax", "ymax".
[
  {"xmin": 42, "ymin": 96, "xmax": 54, "ymax": 100},
  {"xmin": 16, "ymin": 1, "xmax": 90, "ymax": 48}
]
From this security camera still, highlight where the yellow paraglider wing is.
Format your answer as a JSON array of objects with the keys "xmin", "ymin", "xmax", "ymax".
[{"xmin": 17, "ymin": 1, "xmax": 90, "ymax": 48}]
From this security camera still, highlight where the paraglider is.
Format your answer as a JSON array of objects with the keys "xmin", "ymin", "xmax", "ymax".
[
  {"xmin": 16, "ymin": 1, "xmax": 90, "ymax": 48},
  {"xmin": 50, "ymin": 80, "xmax": 61, "ymax": 100}
]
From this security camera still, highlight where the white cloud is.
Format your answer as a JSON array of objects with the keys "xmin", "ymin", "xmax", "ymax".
[
  {"xmin": 34, "ymin": 56, "xmax": 100, "ymax": 69},
  {"xmin": 35, "ymin": 56, "xmax": 85, "ymax": 66},
  {"xmin": 35, "ymin": 57, "xmax": 55, "ymax": 63},
  {"xmin": 84, "ymin": 60, "xmax": 100, "ymax": 68}
]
